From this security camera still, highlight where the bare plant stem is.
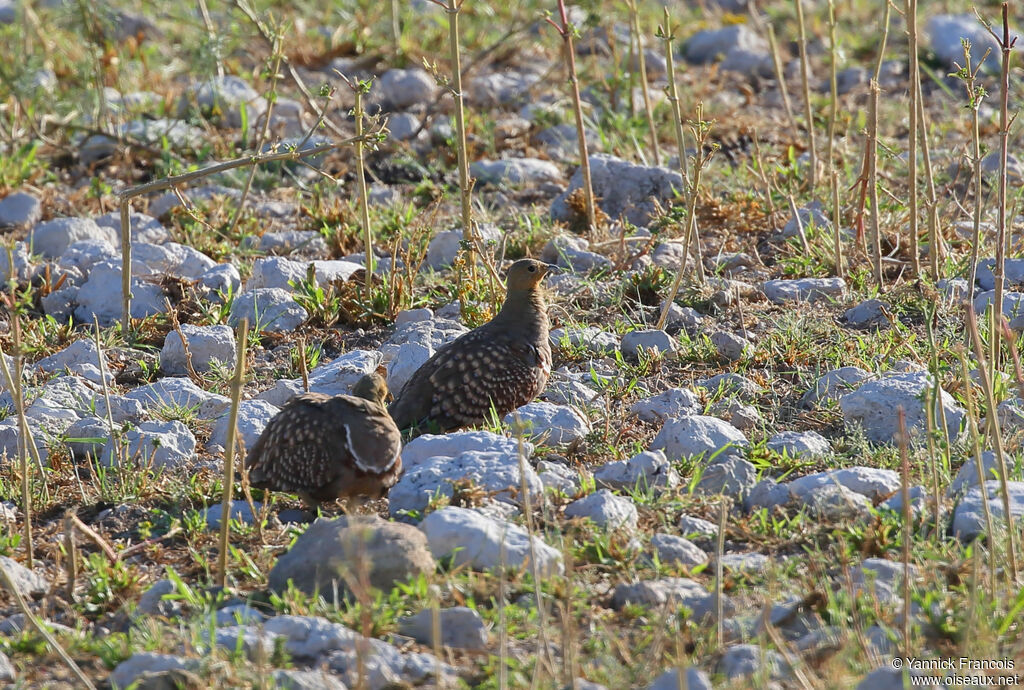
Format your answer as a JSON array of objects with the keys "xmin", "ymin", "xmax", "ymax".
[
  {"xmin": 896, "ymin": 407, "xmax": 912, "ymax": 656},
  {"xmin": 967, "ymin": 306, "xmax": 1019, "ymax": 581},
  {"xmin": 766, "ymin": 24, "xmax": 797, "ymax": 131},
  {"xmin": 217, "ymin": 318, "xmax": 250, "ymax": 588},
  {"xmin": 916, "ymin": 73, "xmax": 942, "ymax": 278},
  {"xmin": 987, "ymin": 4, "xmax": 1016, "ymax": 376},
  {"xmin": 390, "ymin": 0, "xmax": 402, "ymax": 56},
  {"xmin": 715, "ymin": 500, "xmax": 727, "ymax": 648},
  {"xmin": 353, "ymin": 85, "xmax": 375, "ymax": 292},
  {"xmin": 905, "ymin": 0, "xmax": 921, "ymax": 275},
  {"xmin": 659, "ymin": 8, "xmax": 689, "ymax": 182},
  {"xmin": 117, "ymin": 131, "xmax": 379, "ymax": 333},
  {"xmin": 229, "ymin": 33, "xmax": 285, "ymax": 237},
  {"xmin": 656, "ymin": 106, "xmax": 714, "ymax": 329},
  {"xmin": 831, "ymin": 171, "xmax": 844, "ymax": 277},
  {"xmin": 962, "ymin": 42, "xmax": 987, "ymax": 307},
  {"xmin": 0, "ymin": 560, "xmax": 96, "ymax": 689},
  {"xmin": 628, "ymin": 0, "xmax": 659, "ymax": 165},
  {"xmin": 197, "ymin": 0, "xmax": 223, "ymax": 78},
  {"xmin": 957, "ymin": 347, "xmax": 998, "ymax": 586},
  {"xmin": 795, "ymin": 0, "xmax": 817, "ymax": 191},
  {"xmin": 549, "ymin": 0, "xmax": 597, "ymax": 233},
  {"xmin": 867, "ymin": 81, "xmax": 883, "ymax": 291}
]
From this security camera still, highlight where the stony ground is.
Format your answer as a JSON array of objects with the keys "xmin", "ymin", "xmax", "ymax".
[{"xmin": 0, "ymin": 0, "xmax": 1023, "ymax": 688}]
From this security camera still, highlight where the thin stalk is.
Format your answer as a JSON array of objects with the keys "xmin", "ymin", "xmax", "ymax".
[
  {"xmin": 867, "ymin": 81, "xmax": 883, "ymax": 291},
  {"xmin": 961, "ymin": 41, "xmax": 986, "ymax": 306},
  {"xmin": 390, "ymin": 0, "xmax": 402, "ymax": 56},
  {"xmin": 957, "ymin": 347, "xmax": 998, "ymax": 587},
  {"xmin": 715, "ymin": 500, "xmax": 727, "ymax": 648},
  {"xmin": 871, "ymin": 0, "xmax": 892, "ymax": 82},
  {"xmin": 989, "ymin": 4, "xmax": 1015, "ymax": 378},
  {"xmin": 795, "ymin": 0, "xmax": 817, "ymax": 191},
  {"xmin": 896, "ymin": 407, "xmax": 912, "ymax": 658},
  {"xmin": 826, "ymin": 0, "xmax": 839, "ymax": 184},
  {"xmin": 217, "ymin": 318, "xmax": 249, "ymax": 588},
  {"xmin": 905, "ymin": 0, "xmax": 921, "ymax": 274},
  {"xmin": 117, "ymin": 131, "xmax": 379, "ymax": 332},
  {"xmin": 353, "ymin": 84, "xmax": 375, "ymax": 292},
  {"xmin": 917, "ymin": 72, "xmax": 942, "ymax": 277},
  {"xmin": 197, "ymin": 0, "xmax": 224, "ymax": 78},
  {"xmin": 967, "ymin": 306, "xmax": 1019, "ymax": 581},
  {"xmin": 228, "ymin": 33, "xmax": 285, "ymax": 237},
  {"xmin": 659, "ymin": 8, "xmax": 689, "ymax": 181},
  {"xmin": 628, "ymin": 0, "xmax": 660, "ymax": 165},
  {"xmin": 0, "ymin": 561, "xmax": 96, "ymax": 689},
  {"xmin": 831, "ymin": 171, "xmax": 844, "ymax": 277},
  {"xmin": 548, "ymin": 0, "xmax": 597, "ymax": 233},
  {"xmin": 766, "ymin": 24, "xmax": 797, "ymax": 131},
  {"xmin": 656, "ymin": 106, "xmax": 713, "ymax": 329}
]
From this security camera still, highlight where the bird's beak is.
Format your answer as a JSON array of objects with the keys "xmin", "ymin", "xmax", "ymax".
[{"xmin": 544, "ymin": 263, "xmax": 562, "ymax": 275}]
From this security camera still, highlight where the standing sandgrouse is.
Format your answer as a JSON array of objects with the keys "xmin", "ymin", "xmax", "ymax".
[
  {"xmin": 246, "ymin": 373, "xmax": 402, "ymax": 509},
  {"xmin": 389, "ymin": 258, "xmax": 556, "ymax": 434}
]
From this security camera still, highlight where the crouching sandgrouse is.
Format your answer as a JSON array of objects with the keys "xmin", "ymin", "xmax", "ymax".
[
  {"xmin": 246, "ymin": 373, "xmax": 402, "ymax": 508},
  {"xmin": 389, "ymin": 258, "xmax": 556, "ymax": 435}
]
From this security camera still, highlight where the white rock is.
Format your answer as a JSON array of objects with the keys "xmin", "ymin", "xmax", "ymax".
[
  {"xmin": 198, "ymin": 263, "xmax": 241, "ymax": 298},
  {"xmin": 926, "ymin": 14, "xmax": 1001, "ymax": 70},
  {"xmin": 695, "ymin": 456, "xmax": 758, "ymax": 498},
  {"xmin": 709, "ymin": 398, "xmax": 762, "ymax": 430},
  {"xmin": 839, "ymin": 372, "xmax": 964, "ymax": 444},
  {"xmin": 801, "ymin": 366, "xmax": 872, "ymax": 407},
  {"xmin": 256, "ymin": 230, "xmax": 328, "ymax": 257},
  {"xmin": 247, "ymin": 256, "xmax": 362, "ymax": 292},
  {"xmin": 843, "ymin": 298, "xmax": 891, "ymax": 329},
  {"xmin": 0, "ymin": 191, "xmax": 41, "ymax": 229},
  {"xmin": 388, "ymin": 112, "xmax": 421, "ymax": 141},
  {"xmin": 401, "ymin": 430, "xmax": 530, "ymax": 468},
  {"xmin": 470, "ymin": 158, "xmax": 562, "ymax": 186},
  {"xmin": 387, "ymin": 315, "xmax": 467, "ymax": 351},
  {"xmin": 620, "ymin": 329, "xmax": 676, "ymax": 358},
  {"xmin": 35, "ymin": 340, "xmax": 103, "ymax": 376},
  {"xmin": 788, "ymin": 466, "xmax": 900, "ymax": 501},
  {"xmin": 780, "ymin": 200, "xmax": 832, "ymax": 238},
  {"xmin": 551, "ymin": 154, "xmax": 684, "ymax": 227},
  {"xmin": 953, "ymin": 480, "xmax": 1024, "ymax": 540},
  {"xmin": 629, "ymin": 388, "xmax": 700, "ymax": 423},
  {"xmin": 948, "ymin": 451, "xmax": 1001, "ymax": 497},
  {"xmin": 204, "ymin": 500, "xmax": 263, "ymax": 529},
  {"xmin": 541, "ymin": 235, "xmax": 611, "ymax": 273},
  {"xmin": 29, "ymin": 217, "xmax": 118, "ymax": 258},
  {"xmin": 744, "ymin": 478, "xmax": 791, "ymax": 512},
  {"xmin": 131, "ymin": 242, "xmax": 216, "ymax": 278},
  {"xmin": 110, "ymin": 653, "xmax": 198, "ymax": 690},
  {"xmin": 549, "ymin": 325, "xmax": 619, "ymax": 354},
  {"xmin": 420, "ymin": 506, "xmax": 563, "ymax": 576},
  {"xmin": 207, "ymin": 399, "xmax": 279, "ymax": 453},
  {"xmin": 101, "ymin": 420, "xmax": 196, "ymax": 470},
  {"xmin": 161, "ymin": 324, "xmax": 236, "ymax": 376},
  {"xmin": 74, "ymin": 260, "xmax": 165, "ymax": 326},
  {"xmin": 685, "ymin": 25, "xmax": 767, "ymax": 63},
  {"xmin": 801, "ymin": 484, "xmax": 873, "ymax": 521},
  {"xmin": 534, "ymin": 122, "xmax": 602, "ymax": 162},
  {"xmin": 717, "ymin": 644, "xmax": 790, "ymax": 682},
  {"xmin": 255, "ymin": 378, "xmax": 304, "ymax": 408},
  {"xmin": 228, "ymin": 288, "xmax": 308, "ymax": 333},
  {"xmin": 469, "ymin": 70, "xmax": 542, "ymax": 106},
  {"xmin": 711, "ymin": 330, "xmax": 751, "ymax": 361},
  {"xmin": 505, "ymin": 402, "xmax": 590, "ymax": 445},
  {"xmin": 565, "ymin": 489, "xmax": 638, "ymax": 530},
  {"xmin": 178, "ymin": 75, "xmax": 265, "ymax": 128},
  {"xmin": 678, "ymin": 515, "xmax": 719, "ymax": 540},
  {"xmin": 698, "ymin": 372, "xmax": 762, "ymax": 399},
  {"xmin": 308, "ymin": 350, "xmax": 383, "ymax": 397},
  {"xmin": 594, "ymin": 449, "xmax": 678, "ymax": 492},
  {"xmin": 652, "ymin": 415, "xmax": 747, "ymax": 460},
  {"xmin": 124, "ymin": 378, "xmax": 231, "ymax": 420},
  {"xmin": 763, "ymin": 278, "xmax": 846, "ymax": 304},
  {"xmin": 541, "ymin": 377, "xmax": 601, "ymax": 409},
  {"xmin": 57, "ymin": 240, "xmax": 116, "ymax": 275},
  {"xmin": 660, "ymin": 302, "xmax": 705, "ymax": 332},
  {"xmin": 537, "ymin": 460, "xmax": 581, "ymax": 494},
  {"xmin": 766, "ymin": 431, "xmax": 831, "ymax": 458},
  {"xmin": 398, "ymin": 606, "xmax": 488, "ymax": 651},
  {"xmin": 0, "ymin": 555, "xmax": 48, "ymax": 599},
  {"xmin": 389, "ymin": 450, "xmax": 542, "ymax": 517},
  {"xmin": 650, "ymin": 533, "xmax": 708, "ymax": 567},
  {"xmin": 377, "ymin": 68, "xmax": 438, "ymax": 109},
  {"xmin": 611, "ymin": 578, "xmax": 730, "ymax": 620},
  {"xmin": 385, "ymin": 342, "xmax": 431, "ymax": 394},
  {"xmin": 425, "ymin": 224, "xmax": 501, "ymax": 271},
  {"xmin": 94, "ymin": 211, "xmax": 170, "ymax": 244},
  {"xmin": 647, "ymin": 668, "xmax": 713, "ymax": 690}
]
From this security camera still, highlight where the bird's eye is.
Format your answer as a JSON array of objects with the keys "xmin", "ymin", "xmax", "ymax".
[{"xmin": 528, "ymin": 265, "xmax": 536, "ymax": 272}]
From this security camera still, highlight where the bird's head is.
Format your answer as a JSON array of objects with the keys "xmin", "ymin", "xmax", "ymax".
[
  {"xmin": 352, "ymin": 373, "xmax": 391, "ymax": 404},
  {"xmin": 504, "ymin": 258, "xmax": 559, "ymax": 292}
]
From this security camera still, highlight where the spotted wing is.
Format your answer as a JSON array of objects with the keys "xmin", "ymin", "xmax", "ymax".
[{"xmin": 246, "ymin": 393, "xmax": 395, "ymax": 493}]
